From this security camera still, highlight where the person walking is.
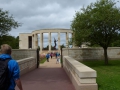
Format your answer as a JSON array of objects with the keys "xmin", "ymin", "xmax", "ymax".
[
  {"xmin": 50, "ymin": 52, "xmax": 53, "ymax": 59},
  {"xmin": 46, "ymin": 53, "xmax": 50, "ymax": 62},
  {"xmin": 0, "ymin": 44, "xmax": 23, "ymax": 90},
  {"xmin": 56, "ymin": 52, "xmax": 60, "ymax": 64}
]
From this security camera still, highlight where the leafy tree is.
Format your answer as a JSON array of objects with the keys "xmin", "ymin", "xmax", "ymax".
[
  {"xmin": 60, "ymin": 44, "xmax": 66, "ymax": 48},
  {"xmin": 109, "ymin": 33, "xmax": 120, "ymax": 47},
  {"xmin": 71, "ymin": 0, "xmax": 120, "ymax": 65},
  {"xmin": 15, "ymin": 36, "xmax": 19, "ymax": 49},
  {"xmin": 43, "ymin": 45, "xmax": 49, "ymax": 50},
  {"xmin": 0, "ymin": 8, "xmax": 21, "ymax": 36},
  {"xmin": 66, "ymin": 38, "xmax": 74, "ymax": 48},
  {"xmin": 0, "ymin": 35, "xmax": 19, "ymax": 49},
  {"xmin": 110, "ymin": 40, "xmax": 120, "ymax": 47}
]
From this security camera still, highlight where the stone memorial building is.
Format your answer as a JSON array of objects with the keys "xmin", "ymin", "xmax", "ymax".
[{"xmin": 19, "ymin": 28, "xmax": 73, "ymax": 53}]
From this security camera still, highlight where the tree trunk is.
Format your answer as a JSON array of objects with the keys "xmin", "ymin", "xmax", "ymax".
[{"xmin": 103, "ymin": 47, "xmax": 108, "ymax": 65}]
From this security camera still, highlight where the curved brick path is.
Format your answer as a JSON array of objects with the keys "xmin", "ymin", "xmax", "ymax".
[{"xmin": 16, "ymin": 57, "xmax": 75, "ymax": 90}]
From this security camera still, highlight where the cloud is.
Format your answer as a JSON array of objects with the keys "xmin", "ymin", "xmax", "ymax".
[
  {"xmin": 1, "ymin": 0, "xmax": 119, "ymax": 47},
  {"xmin": 0, "ymin": 0, "xmax": 97, "ymax": 36}
]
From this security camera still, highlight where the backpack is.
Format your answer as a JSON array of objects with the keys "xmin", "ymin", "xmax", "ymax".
[{"xmin": 0, "ymin": 58, "xmax": 11, "ymax": 90}]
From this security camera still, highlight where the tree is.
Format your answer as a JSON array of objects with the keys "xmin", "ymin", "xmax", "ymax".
[
  {"xmin": 0, "ymin": 8, "xmax": 21, "ymax": 36},
  {"xmin": 71, "ymin": 0, "xmax": 120, "ymax": 65},
  {"xmin": 60, "ymin": 44, "xmax": 66, "ymax": 48},
  {"xmin": 109, "ymin": 33, "xmax": 120, "ymax": 47},
  {"xmin": 66, "ymin": 38, "xmax": 74, "ymax": 48},
  {"xmin": 0, "ymin": 35, "xmax": 19, "ymax": 49}
]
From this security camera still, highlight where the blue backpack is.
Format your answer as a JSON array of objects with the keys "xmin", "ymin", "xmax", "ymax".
[{"xmin": 0, "ymin": 58, "xmax": 11, "ymax": 90}]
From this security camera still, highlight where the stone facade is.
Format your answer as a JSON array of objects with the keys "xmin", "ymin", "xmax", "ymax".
[
  {"xmin": 19, "ymin": 28, "xmax": 73, "ymax": 53},
  {"xmin": 19, "ymin": 33, "xmax": 32, "ymax": 49}
]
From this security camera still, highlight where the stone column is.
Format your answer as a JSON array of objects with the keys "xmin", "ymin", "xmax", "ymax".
[
  {"xmin": 40, "ymin": 33, "xmax": 43, "ymax": 53},
  {"xmin": 32, "ymin": 34, "xmax": 34, "ymax": 49},
  {"xmin": 58, "ymin": 32, "xmax": 60, "ymax": 51},
  {"xmin": 66, "ymin": 32, "xmax": 69, "ymax": 47},
  {"xmin": 34, "ymin": 34, "xmax": 38, "ymax": 49},
  {"xmin": 49, "ymin": 32, "xmax": 51, "ymax": 52}
]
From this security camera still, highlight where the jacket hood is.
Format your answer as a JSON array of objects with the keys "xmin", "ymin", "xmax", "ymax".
[{"xmin": 0, "ymin": 54, "xmax": 12, "ymax": 60}]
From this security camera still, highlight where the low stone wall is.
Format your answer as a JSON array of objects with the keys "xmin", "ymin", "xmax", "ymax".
[
  {"xmin": 17, "ymin": 57, "xmax": 37, "ymax": 75},
  {"xmin": 63, "ymin": 56, "xmax": 98, "ymax": 90},
  {"xmin": 62, "ymin": 47, "xmax": 120, "ymax": 61},
  {"xmin": 0, "ymin": 49, "xmax": 36, "ymax": 59},
  {"xmin": 11, "ymin": 49, "xmax": 37, "ymax": 60}
]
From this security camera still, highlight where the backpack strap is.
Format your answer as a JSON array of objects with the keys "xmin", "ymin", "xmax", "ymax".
[
  {"xmin": 5, "ymin": 58, "xmax": 11, "ymax": 63},
  {"xmin": 0, "ymin": 58, "xmax": 11, "ymax": 67}
]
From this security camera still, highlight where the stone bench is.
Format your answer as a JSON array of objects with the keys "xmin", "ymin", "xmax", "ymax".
[{"xmin": 63, "ymin": 56, "xmax": 98, "ymax": 90}]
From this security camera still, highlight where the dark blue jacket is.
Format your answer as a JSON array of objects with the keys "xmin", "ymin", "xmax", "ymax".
[{"xmin": 46, "ymin": 54, "xmax": 50, "ymax": 58}]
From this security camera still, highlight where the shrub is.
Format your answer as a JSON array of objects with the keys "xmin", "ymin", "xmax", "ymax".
[{"xmin": 39, "ymin": 54, "xmax": 46, "ymax": 64}]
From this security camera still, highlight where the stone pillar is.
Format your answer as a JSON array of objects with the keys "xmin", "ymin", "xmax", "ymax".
[
  {"xmin": 40, "ymin": 33, "xmax": 43, "ymax": 53},
  {"xmin": 34, "ymin": 34, "xmax": 38, "ymax": 49},
  {"xmin": 32, "ymin": 34, "xmax": 34, "ymax": 49},
  {"xmin": 58, "ymin": 32, "xmax": 60, "ymax": 51},
  {"xmin": 49, "ymin": 32, "xmax": 51, "ymax": 52},
  {"xmin": 66, "ymin": 32, "xmax": 69, "ymax": 47}
]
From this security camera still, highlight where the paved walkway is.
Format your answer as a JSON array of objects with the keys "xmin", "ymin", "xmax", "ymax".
[{"xmin": 16, "ymin": 57, "xmax": 75, "ymax": 90}]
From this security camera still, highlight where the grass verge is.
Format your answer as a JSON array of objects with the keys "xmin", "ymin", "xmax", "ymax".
[
  {"xmin": 81, "ymin": 60, "xmax": 120, "ymax": 90},
  {"xmin": 40, "ymin": 58, "xmax": 46, "ymax": 64}
]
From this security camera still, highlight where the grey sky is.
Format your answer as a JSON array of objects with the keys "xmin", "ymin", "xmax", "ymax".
[
  {"xmin": 0, "ymin": 0, "xmax": 97, "ymax": 36},
  {"xmin": 0, "ymin": 0, "xmax": 119, "ymax": 47}
]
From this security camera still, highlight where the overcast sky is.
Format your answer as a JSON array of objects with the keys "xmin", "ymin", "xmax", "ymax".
[
  {"xmin": 0, "ymin": 0, "xmax": 97, "ymax": 36},
  {"xmin": 0, "ymin": 0, "xmax": 120, "ymax": 47}
]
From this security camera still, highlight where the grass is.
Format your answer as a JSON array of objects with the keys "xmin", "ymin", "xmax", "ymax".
[
  {"xmin": 80, "ymin": 60, "xmax": 120, "ymax": 90},
  {"xmin": 40, "ymin": 57, "xmax": 46, "ymax": 64}
]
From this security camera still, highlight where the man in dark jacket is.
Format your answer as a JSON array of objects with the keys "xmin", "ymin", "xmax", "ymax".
[
  {"xmin": 0, "ymin": 44, "xmax": 23, "ymax": 90},
  {"xmin": 46, "ymin": 53, "xmax": 50, "ymax": 62}
]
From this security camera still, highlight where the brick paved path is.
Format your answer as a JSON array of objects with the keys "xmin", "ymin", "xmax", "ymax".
[{"xmin": 15, "ymin": 57, "xmax": 75, "ymax": 90}]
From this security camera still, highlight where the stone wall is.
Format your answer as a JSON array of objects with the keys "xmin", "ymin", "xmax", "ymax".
[
  {"xmin": 0, "ymin": 49, "xmax": 37, "ymax": 60},
  {"xmin": 62, "ymin": 47, "xmax": 120, "ymax": 61},
  {"xmin": 11, "ymin": 49, "xmax": 37, "ymax": 60},
  {"xmin": 17, "ymin": 57, "xmax": 37, "ymax": 75},
  {"xmin": 12, "ymin": 49, "xmax": 37, "ymax": 75},
  {"xmin": 63, "ymin": 56, "xmax": 98, "ymax": 90}
]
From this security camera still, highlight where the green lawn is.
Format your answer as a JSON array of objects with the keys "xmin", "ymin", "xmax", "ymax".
[
  {"xmin": 40, "ymin": 58, "xmax": 46, "ymax": 64},
  {"xmin": 81, "ymin": 60, "xmax": 120, "ymax": 90}
]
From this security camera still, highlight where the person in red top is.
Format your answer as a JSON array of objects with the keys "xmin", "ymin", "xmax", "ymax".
[{"xmin": 50, "ymin": 52, "xmax": 53, "ymax": 59}]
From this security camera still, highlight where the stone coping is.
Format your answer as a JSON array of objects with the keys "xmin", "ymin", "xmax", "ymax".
[
  {"xmin": 63, "ymin": 56, "xmax": 98, "ymax": 90},
  {"xmin": 65, "ymin": 56, "xmax": 97, "ymax": 78},
  {"xmin": 17, "ymin": 57, "xmax": 35, "ymax": 63}
]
